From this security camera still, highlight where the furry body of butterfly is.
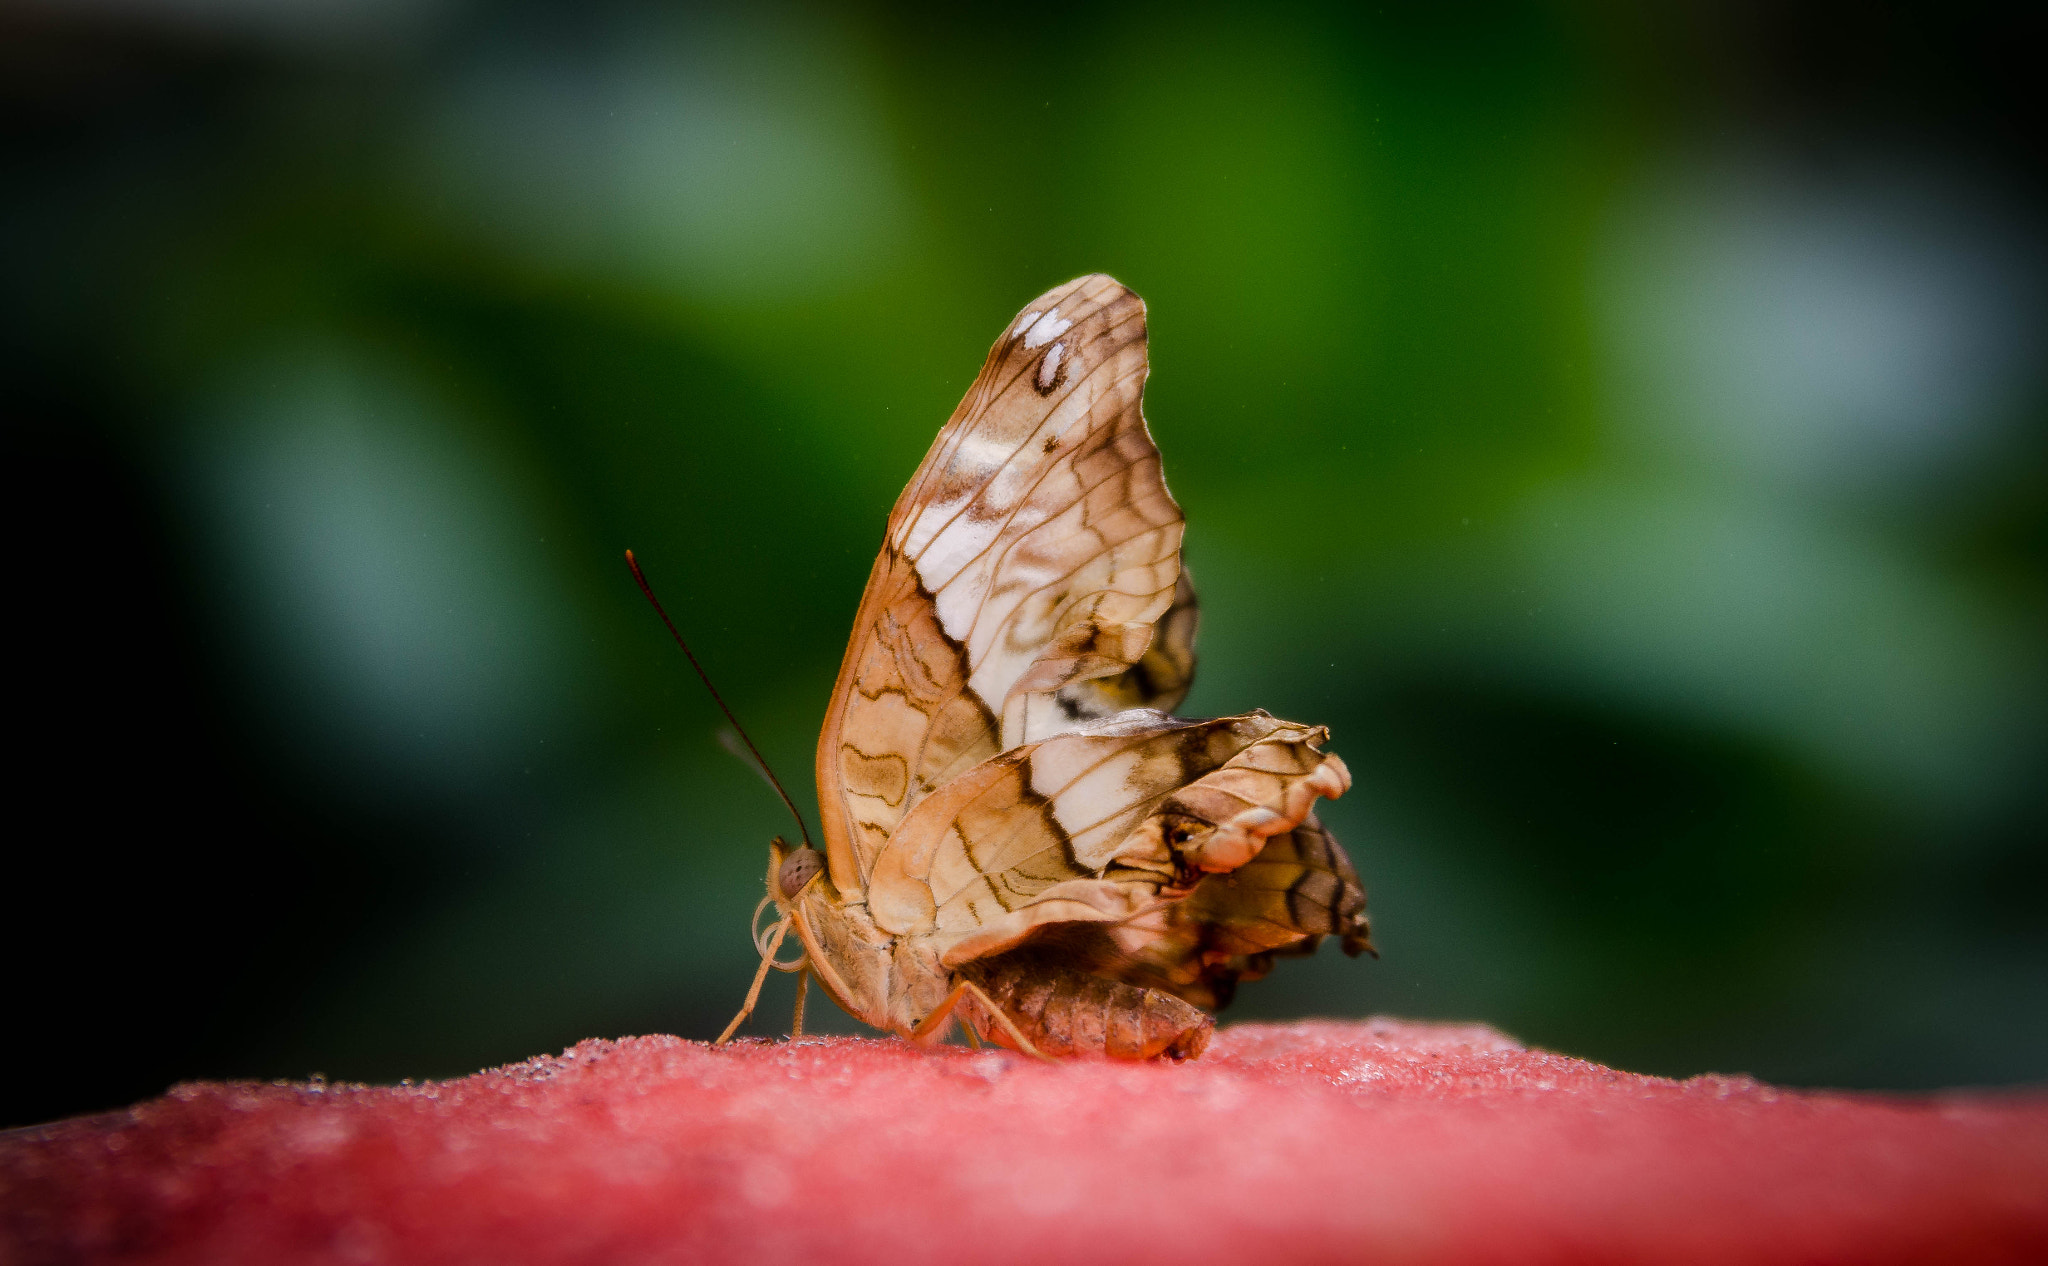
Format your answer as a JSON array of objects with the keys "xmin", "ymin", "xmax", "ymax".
[{"xmin": 738, "ymin": 275, "xmax": 1372, "ymax": 1061}]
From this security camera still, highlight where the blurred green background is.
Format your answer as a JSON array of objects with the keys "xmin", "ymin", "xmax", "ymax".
[{"xmin": 6, "ymin": 1, "xmax": 2045, "ymax": 1126}]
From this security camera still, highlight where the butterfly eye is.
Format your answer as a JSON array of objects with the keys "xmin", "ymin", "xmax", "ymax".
[{"xmin": 778, "ymin": 847, "xmax": 825, "ymax": 899}]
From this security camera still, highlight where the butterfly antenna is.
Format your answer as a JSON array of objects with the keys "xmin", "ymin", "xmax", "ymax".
[{"xmin": 625, "ymin": 549, "xmax": 816, "ymax": 851}]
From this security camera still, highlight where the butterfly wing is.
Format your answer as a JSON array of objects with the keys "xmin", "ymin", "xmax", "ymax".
[
  {"xmin": 1040, "ymin": 813, "xmax": 1375, "ymax": 1010},
  {"xmin": 815, "ymin": 275, "xmax": 1197, "ymax": 895},
  {"xmin": 863, "ymin": 710, "xmax": 1352, "ymax": 969}
]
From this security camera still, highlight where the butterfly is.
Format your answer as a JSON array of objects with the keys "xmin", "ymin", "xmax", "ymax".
[{"xmin": 640, "ymin": 274, "xmax": 1371, "ymax": 1061}]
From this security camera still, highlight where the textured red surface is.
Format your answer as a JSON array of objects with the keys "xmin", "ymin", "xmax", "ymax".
[{"xmin": 4, "ymin": 1020, "xmax": 2045, "ymax": 1265}]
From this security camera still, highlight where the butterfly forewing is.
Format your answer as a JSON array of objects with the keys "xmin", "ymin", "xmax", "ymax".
[{"xmin": 816, "ymin": 276, "xmax": 1195, "ymax": 893}]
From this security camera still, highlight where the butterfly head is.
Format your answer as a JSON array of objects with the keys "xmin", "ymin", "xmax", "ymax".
[{"xmin": 772, "ymin": 837, "xmax": 827, "ymax": 900}]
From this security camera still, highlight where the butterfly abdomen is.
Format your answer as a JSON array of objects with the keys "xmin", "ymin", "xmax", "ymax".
[{"xmin": 962, "ymin": 949, "xmax": 1212, "ymax": 1062}]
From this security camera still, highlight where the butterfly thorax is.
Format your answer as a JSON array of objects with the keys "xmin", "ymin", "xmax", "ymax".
[{"xmin": 769, "ymin": 837, "xmax": 952, "ymax": 1037}]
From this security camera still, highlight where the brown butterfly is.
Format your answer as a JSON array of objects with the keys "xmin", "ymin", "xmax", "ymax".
[{"xmin": 634, "ymin": 274, "xmax": 1371, "ymax": 1061}]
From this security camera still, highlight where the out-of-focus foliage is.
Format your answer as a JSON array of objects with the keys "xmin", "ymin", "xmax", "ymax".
[{"xmin": 5, "ymin": 0, "xmax": 2044, "ymax": 1125}]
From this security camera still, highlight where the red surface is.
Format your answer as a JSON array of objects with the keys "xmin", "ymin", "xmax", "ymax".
[{"xmin": 4, "ymin": 1020, "xmax": 2045, "ymax": 1265}]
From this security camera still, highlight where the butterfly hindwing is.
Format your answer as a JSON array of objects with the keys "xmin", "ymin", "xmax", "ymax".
[
  {"xmin": 863, "ymin": 709, "xmax": 1350, "ymax": 970},
  {"xmin": 1045, "ymin": 814, "xmax": 1375, "ymax": 1010}
]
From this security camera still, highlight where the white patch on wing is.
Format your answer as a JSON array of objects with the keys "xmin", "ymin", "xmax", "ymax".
[
  {"xmin": 1036, "ymin": 341, "xmax": 1064, "ymax": 390},
  {"xmin": 948, "ymin": 430, "xmax": 1026, "ymax": 483},
  {"xmin": 1048, "ymin": 744, "xmax": 1142, "ymax": 818},
  {"xmin": 929, "ymin": 573, "xmax": 985, "ymax": 645},
  {"xmin": 895, "ymin": 430, "xmax": 1019, "ymax": 557},
  {"xmin": 1027, "ymin": 736, "xmax": 1178, "ymax": 867},
  {"xmin": 1013, "ymin": 311, "xmax": 1042, "ymax": 338},
  {"xmin": 1071, "ymin": 708, "xmax": 1179, "ymax": 737},
  {"xmin": 917, "ymin": 517, "xmax": 1004, "ymax": 611},
  {"xmin": 896, "ymin": 491, "xmax": 967, "ymax": 558},
  {"xmin": 1022, "ymin": 308, "xmax": 1071, "ymax": 350}
]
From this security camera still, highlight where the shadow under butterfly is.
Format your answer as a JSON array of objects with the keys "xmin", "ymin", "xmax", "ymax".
[{"xmin": 632, "ymin": 275, "xmax": 1374, "ymax": 1061}]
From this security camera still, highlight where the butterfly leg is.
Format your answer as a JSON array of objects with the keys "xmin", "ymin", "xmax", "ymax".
[
  {"xmin": 790, "ymin": 965, "xmax": 809, "ymax": 1039},
  {"xmin": 715, "ymin": 915, "xmax": 790, "ymax": 1046},
  {"xmin": 912, "ymin": 979, "xmax": 1053, "ymax": 1062}
]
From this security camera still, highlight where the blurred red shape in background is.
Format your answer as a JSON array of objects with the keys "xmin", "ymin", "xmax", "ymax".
[{"xmin": 4, "ymin": 1020, "xmax": 2045, "ymax": 1265}]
